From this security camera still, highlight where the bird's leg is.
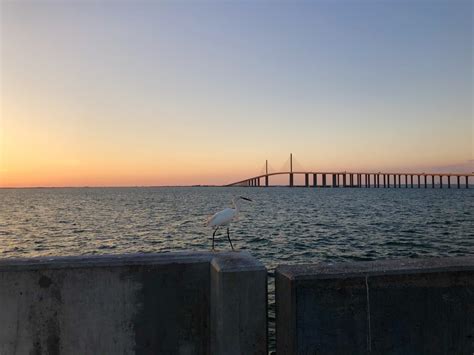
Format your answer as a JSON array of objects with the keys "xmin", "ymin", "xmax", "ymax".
[
  {"xmin": 227, "ymin": 227, "xmax": 234, "ymax": 251},
  {"xmin": 212, "ymin": 227, "xmax": 219, "ymax": 251}
]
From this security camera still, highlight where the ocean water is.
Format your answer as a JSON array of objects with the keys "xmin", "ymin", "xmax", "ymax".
[
  {"xmin": 1, "ymin": 186, "xmax": 473, "ymax": 349},
  {"xmin": 1, "ymin": 186, "xmax": 472, "ymax": 264}
]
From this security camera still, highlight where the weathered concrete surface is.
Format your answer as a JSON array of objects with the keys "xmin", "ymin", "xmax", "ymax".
[
  {"xmin": 210, "ymin": 253, "xmax": 267, "ymax": 354},
  {"xmin": 276, "ymin": 256, "xmax": 474, "ymax": 355},
  {"xmin": 0, "ymin": 251, "xmax": 267, "ymax": 355}
]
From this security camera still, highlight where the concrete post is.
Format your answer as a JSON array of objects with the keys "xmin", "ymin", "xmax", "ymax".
[
  {"xmin": 398, "ymin": 175, "xmax": 401, "ymax": 188},
  {"xmin": 343, "ymin": 174, "xmax": 347, "ymax": 187},
  {"xmin": 305, "ymin": 173, "xmax": 309, "ymax": 187},
  {"xmin": 466, "ymin": 176, "xmax": 469, "ymax": 188},
  {"xmin": 210, "ymin": 253, "xmax": 267, "ymax": 355},
  {"xmin": 432, "ymin": 175, "xmax": 435, "ymax": 188},
  {"xmin": 440, "ymin": 176, "xmax": 443, "ymax": 188},
  {"xmin": 448, "ymin": 176, "xmax": 451, "ymax": 188},
  {"xmin": 424, "ymin": 175, "xmax": 427, "ymax": 188},
  {"xmin": 289, "ymin": 173, "xmax": 294, "ymax": 187},
  {"xmin": 332, "ymin": 174, "xmax": 337, "ymax": 188},
  {"xmin": 417, "ymin": 175, "xmax": 420, "ymax": 188},
  {"xmin": 265, "ymin": 175, "xmax": 269, "ymax": 187},
  {"xmin": 457, "ymin": 176, "xmax": 460, "ymax": 189},
  {"xmin": 405, "ymin": 175, "xmax": 408, "ymax": 188},
  {"xmin": 322, "ymin": 174, "xmax": 326, "ymax": 187},
  {"xmin": 313, "ymin": 174, "xmax": 317, "ymax": 187}
]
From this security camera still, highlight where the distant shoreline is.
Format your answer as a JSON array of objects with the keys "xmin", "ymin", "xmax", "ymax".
[
  {"xmin": 0, "ymin": 185, "xmax": 221, "ymax": 189},
  {"xmin": 1, "ymin": 184, "xmax": 472, "ymax": 190}
]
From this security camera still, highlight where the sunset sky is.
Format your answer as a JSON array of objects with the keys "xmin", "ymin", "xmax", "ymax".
[{"xmin": 1, "ymin": 0, "xmax": 472, "ymax": 187}]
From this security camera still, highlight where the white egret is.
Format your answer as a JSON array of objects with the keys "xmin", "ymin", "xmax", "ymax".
[{"xmin": 206, "ymin": 196, "xmax": 253, "ymax": 250}]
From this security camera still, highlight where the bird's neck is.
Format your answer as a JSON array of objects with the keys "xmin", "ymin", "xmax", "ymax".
[{"xmin": 232, "ymin": 199, "xmax": 241, "ymax": 212}]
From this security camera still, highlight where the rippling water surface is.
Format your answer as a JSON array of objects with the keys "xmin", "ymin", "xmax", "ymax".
[
  {"xmin": 1, "ymin": 187, "xmax": 473, "ymax": 265},
  {"xmin": 1, "ymin": 186, "xmax": 473, "ymax": 349}
]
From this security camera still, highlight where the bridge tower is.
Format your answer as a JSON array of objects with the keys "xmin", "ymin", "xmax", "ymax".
[
  {"xmin": 265, "ymin": 160, "xmax": 269, "ymax": 186},
  {"xmin": 289, "ymin": 153, "xmax": 294, "ymax": 187}
]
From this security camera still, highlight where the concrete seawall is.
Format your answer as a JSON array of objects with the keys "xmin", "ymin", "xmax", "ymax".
[
  {"xmin": 0, "ymin": 252, "xmax": 267, "ymax": 355},
  {"xmin": 276, "ymin": 256, "xmax": 474, "ymax": 355}
]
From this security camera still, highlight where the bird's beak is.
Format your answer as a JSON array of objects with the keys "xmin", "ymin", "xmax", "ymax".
[{"xmin": 240, "ymin": 196, "xmax": 253, "ymax": 202}]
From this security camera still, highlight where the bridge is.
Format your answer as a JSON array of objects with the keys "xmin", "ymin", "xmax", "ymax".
[{"xmin": 226, "ymin": 154, "xmax": 473, "ymax": 188}]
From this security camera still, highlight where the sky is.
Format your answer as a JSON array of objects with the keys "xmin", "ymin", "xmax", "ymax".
[{"xmin": 1, "ymin": 0, "xmax": 472, "ymax": 187}]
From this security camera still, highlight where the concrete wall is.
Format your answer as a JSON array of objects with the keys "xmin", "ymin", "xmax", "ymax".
[
  {"xmin": 0, "ymin": 252, "xmax": 267, "ymax": 355},
  {"xmin": 276, "ymin": 256, "xmax": 474, "ymax": 355}
]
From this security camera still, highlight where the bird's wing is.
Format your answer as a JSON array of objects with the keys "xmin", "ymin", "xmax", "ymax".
[{"xmin": 207, "ymin": 208, "xmax": 236, "ymax": 227}]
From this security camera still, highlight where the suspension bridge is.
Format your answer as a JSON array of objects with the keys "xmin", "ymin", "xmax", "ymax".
[{"xmin": 226, "ymin": 154, "xmax": 473, "ymax": 189}]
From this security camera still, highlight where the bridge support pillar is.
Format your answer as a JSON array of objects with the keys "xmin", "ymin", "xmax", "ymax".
[
  {"xmin": 350, "ymin": 174, "xmax": 353, "ymax": 187},
  {"xmin": 265, "ymin": 175, "xmax": 269, "ymax": 187},
  {"xmin": 448, "ymin": 176, "xmax": 451, "ymax": 188},
  {"xmin": 289, "ymin": 173, "xmax": 294, "ymax": 187},
  {"xmin": 405, "ymin": 175, "xmax": 408, "ymax": 188},
  {"xmin": 343, "ymin": 174, "xmax": 347, "ymax": 187},
  {"xmin": 440, "ymin": 176, "xmax": 443, "ymax": 188},
  {"xmin": 466, "ymin": 176, "xmax": 469, "ymax": 188},
  {"xmin": 322, "ymin": 174, "xmax": 326, "ymax": 187},
  {"xmin": 398, "ymin": 175, "xmax": 402, "ymax": 188},
  {"xmin": 383, "ymin": 174, "xmax": 386, "ymax": 188},
  {"xmin": 305, "ymin": 174, "xmax": 309, "ymax": 187},
  {"xmin": 332, "ymin": 174, "xmax": 337, "ymax": 188},
  {"xmin": 313, "ymin": 174, "xmax": 317, "ymax": 187},
  {"xmin": 431, "ymin": 175, "xmax": 435, "ymax": 188},
  {"xmin": 417, "ymin": 175, "xmax": 421, "ymax": 188},
  {"xmin": 424, "ymin": 175, "xmax": 427, "ymax": 188}
]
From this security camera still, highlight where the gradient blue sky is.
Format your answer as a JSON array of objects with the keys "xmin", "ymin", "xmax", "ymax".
[{"xmin": 1, "ymin": 0, "xmax": 473, "ymax": 186}]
